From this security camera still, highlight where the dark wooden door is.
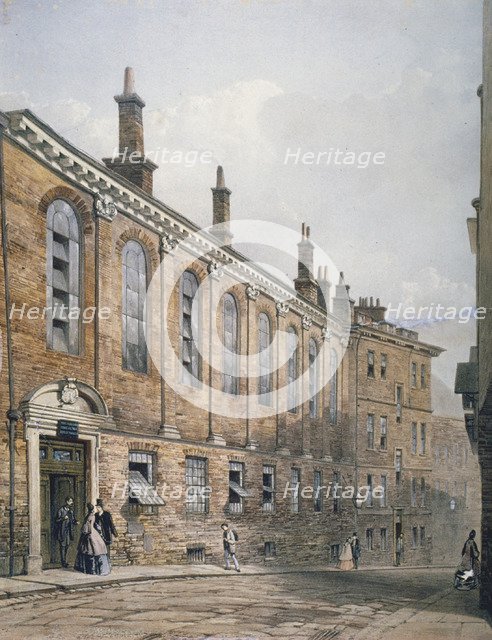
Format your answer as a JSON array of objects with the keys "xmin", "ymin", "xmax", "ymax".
[{"xmin": 40, "ymin": 438, "xmax": 86, "ymax": 568}]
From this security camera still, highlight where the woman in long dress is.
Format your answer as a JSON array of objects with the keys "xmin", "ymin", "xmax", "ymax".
[
  {"xmin": 74, "ymin": 503, "xmax": 111, "ymax": 576},
  {"xmin": 338, "ymin": 538, "xmax": 355, "ymax": 571},
  {"xmin": 455, "ymin": 529, "xmax": 480, "ymax": 590}
]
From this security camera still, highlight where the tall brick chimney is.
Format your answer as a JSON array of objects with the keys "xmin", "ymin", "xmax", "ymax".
[
  {"xmin": 355, "ymin": 296, "xmax": 387, "ymax": 323},
  {"xmin": 103, "ymin": 67, "xmax": 157, "ymax": 194},
  {"xmin": 211, "ymin": 165, "xmax": 233, "ymax": 245},
  {"xmin": 294, "ymin": 223, "xmax": 318, "ymax": 305},
  {"xmin": 317, "ymin": 266, "xmax": 331, "ymax": 311},
  {"xmin": 332, "ymin": 272, "xmax": 352, "ymax": 325}
]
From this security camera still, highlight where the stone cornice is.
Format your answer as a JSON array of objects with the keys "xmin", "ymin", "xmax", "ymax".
[
  {"xmin": 351, "ymin": 325, "xmax": 443, "ymax": 357},
  {"xmin": 4, "ymin": 109, "xmax": 343, "ymax": 329}
]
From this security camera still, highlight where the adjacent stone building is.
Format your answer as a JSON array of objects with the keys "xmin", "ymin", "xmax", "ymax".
[
  {"xmin": 455, "ymin": 0, "xmax": 492, "ymax": 613},
  {"xmin": 431, "ymin": 416, "xmax": 481, "ymax": 566},
  {"xmin": 0, "ymin": 69, "xmax": 478, "ymax": 576},
  {"xmin": 345, "ymin": 300, "xmax": 442, "ymax": 566}
]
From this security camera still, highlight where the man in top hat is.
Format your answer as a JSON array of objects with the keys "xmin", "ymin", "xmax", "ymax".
[
  {"xmin": 54, "ymin": 496, "xmax": 78, "ymax": 568},
  {"xmin": 95, "ymin": 499, "xmax": 118, "ymax": 560}
]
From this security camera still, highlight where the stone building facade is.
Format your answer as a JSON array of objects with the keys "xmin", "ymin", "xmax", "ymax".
[
  {"xmin": 344, "ymin": 301, "xmax": 441, "ymax": 567},
  {"xmin": 431, "ymin": 416, "xmax": 481, "ymax": 566},
  {"xmin": 455, "ymin": 0, "xmax": 492, "ymax": 613},
  {"xmin": 0, "ymin": 69, "xmax": 479, "ymax": 576}
]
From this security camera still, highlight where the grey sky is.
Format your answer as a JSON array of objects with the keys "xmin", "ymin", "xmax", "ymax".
[{"xmin": 0, "ymin": 0, "xmax": 482, "ymax": 413}]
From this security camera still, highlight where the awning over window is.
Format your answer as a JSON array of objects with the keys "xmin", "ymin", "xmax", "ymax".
[
  {"xmin": 229, "ymin": 481, "xmax": 253, "ymax": 498},
  {"xmin": 128, "ymin": 470, "xmax": 165, "ymax": 506},
  {"xmin": 455, "ymin": 362, "xmax": 478, "ymax": 395}
]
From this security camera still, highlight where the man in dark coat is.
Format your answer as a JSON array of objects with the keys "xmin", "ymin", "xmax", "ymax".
[
  {"xmin": 95, "ymin": 499, "xmax": 118, "ymax": 560},
  {"xmin": 54, "ymin": 496, "xmax": 77, "ymax": 567},
  {"xmin": 349, "ymin": 532, "xmax": 361, "ymax": 569}
]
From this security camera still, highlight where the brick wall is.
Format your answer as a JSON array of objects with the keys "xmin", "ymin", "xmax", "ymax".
[{"xmin": 0, "ymin": 124, "xmax": 468, "ymax": 575}]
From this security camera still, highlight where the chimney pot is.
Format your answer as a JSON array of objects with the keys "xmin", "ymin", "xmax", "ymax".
[
  {"xmin": 216, "ymin": 165, "xmax": 225, "ymax": 189},
  {"xmin": 124, "ymin": 67, "xmax": 135, "ymax": 95}
]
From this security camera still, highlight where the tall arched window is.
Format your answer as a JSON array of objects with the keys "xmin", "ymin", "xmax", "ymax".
[
  {"xmin": 46, "ymin": 199, "xmax": 81, "ymax": 354},
  {"xmin": 309, "ymin": 338, "xmax": 318, "ymax": 418},
  {"xmin": 181, "ymin": 270, "xmax": 200, "ymax": 385},
  {"xmin": 222, "ymin": 293, "xmax": 239, "ymax": 395},
  {"xmin": 122, "ymin": 240, "xmax": 147, "ymax": 373},
  {"xmin": 287, "ymin": 326, "xmax": 298, "ymax": 413},
  {"xmin": 258, "ymin": 312, "xmax": 272, "ymax": 404},
  {"xmin": 329, "ymin": 348, "xmax": 338, "ymax": 424}
]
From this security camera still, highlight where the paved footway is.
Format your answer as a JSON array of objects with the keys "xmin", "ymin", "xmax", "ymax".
[{"xmin": 0, "ymin": 568, "xmax": 489, "ymax": 640}]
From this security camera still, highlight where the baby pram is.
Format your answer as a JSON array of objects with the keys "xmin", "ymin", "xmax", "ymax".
[{"xmin": 454, "ymin": 566, "xmax": 479, "ymax": 590}]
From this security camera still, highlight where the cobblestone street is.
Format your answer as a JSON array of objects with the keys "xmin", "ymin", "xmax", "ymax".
[{"xmin": 0, "ymin": 568, "xmax": 488, "ymax": 640}]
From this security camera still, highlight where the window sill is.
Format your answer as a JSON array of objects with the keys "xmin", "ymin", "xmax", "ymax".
[
  {"xmin": 128, "ymin": 503, "xmax": 160, "ymax": 515},
  {"xmin": 46, "ymin": 345, "xmax": 84, "ymax": 359},
  {"xmin": 121, "ymin": 367, "xmax": 150, "ymax": 378}
]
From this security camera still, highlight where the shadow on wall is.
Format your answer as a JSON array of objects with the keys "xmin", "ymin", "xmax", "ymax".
[{"xmin": 431, "ymin": 490, "xmax": 481, "ymax": 566}]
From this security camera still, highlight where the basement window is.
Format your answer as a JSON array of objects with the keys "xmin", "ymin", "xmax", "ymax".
[
  {"xmin": 187, "ymin": 546, "xmax": 205, "ymax": 563},
  {"xmin": 264, "ymin": 541, "xmax": 276, "ymax": 558}
]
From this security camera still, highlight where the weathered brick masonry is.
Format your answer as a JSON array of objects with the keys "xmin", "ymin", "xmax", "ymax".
[{"xmin": 0, "ymin": 70, "xmax": 480, "ymax": 575}]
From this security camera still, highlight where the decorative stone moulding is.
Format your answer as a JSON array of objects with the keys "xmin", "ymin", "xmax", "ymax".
[
  {"xmin": 246, "ymin": 283, "xmax": 261, "ymax": 301},
  {"xmin": 94, "ymin": 194, "xmax": 117, "ymax": 221},
  {"xmin": 302, "ymin": 315, "xmax": 313, "ymax": 330}
]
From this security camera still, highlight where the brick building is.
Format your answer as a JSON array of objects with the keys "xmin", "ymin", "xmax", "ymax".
[
  {"xmin": 345, "ymin": 300, "xmax": 442, "ymax": 566},
  {"xmin": 0, "ymin": 69, "xmax": 477, "ymax": 576}
]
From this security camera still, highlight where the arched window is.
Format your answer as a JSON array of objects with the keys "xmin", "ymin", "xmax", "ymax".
[
  {"xmin": 46, "ymin": 199, "xmax": 80, "ymax": 354},
  {"xmin": 122, "ymin": 240, "xmax": 147, "ymax": 373},
  {"xmin": 258, "ymin": 312, "xmax": 272, "ymax": 404},
  {"xmin": 181, "ymin": 270, "xmax": 200, "ymax": 385},
  {"xmin": 329, "ymin": 348, "xmax": 338, "ymax": 424},
  {"xmin": 222, "ymin": 293, "xmax": 239, "ymax": 394},
  {"xmin": 287, "ymin": 326, "xmax": 298, "ymax": 413},
  {"xmin": 309, "ymin": 338, "xmax": 318, "ymax": 418}
]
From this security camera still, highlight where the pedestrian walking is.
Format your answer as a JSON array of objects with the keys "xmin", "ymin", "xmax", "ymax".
[
  {"xmin": 454, "ymin": 530, "xmax": 480, "ymax": 590},
  {"xmin": 221, "ymin": 523, "xmax": 240, "ymax": 572},
  {"xmin": 337, "ymin": 538, "xmax": 355, "ymax": 571},
  {"xmin": 95, "ymin": 499, "xmax": 118, "ymax": 560},
  {"xmin": 54, "ymin": 496, "xmax": 78, "ymax": 568},
  {"xmin": 396, "ymin": 534, "xmax": 404, "ymax": 566},
  {"xmin": 74, "ymin": 503, "xmax": 111, "ymax": 576},
  {"xmin": 349, "ymin": 532, "xmax": 361, "ymax": 569}
]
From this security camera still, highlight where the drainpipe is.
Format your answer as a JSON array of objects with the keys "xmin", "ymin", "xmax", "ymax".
[
  {"xmin": 353, "ymin": 330, "xmax": 362, "ymax": 535},
  {"xmin": 94, "ymin": 212, "xmax": 100, "ymax": 390},
  {"xmin": 0, "ymin": 112, "xmax": 21, "ymax": 576}
]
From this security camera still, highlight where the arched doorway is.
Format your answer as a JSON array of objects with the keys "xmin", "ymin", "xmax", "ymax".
[{"xmin": 19, "ymin": 378, "xmax": 114, "ymax": 574}]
